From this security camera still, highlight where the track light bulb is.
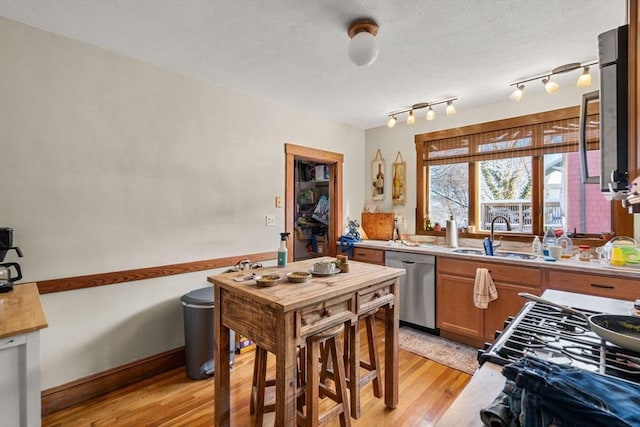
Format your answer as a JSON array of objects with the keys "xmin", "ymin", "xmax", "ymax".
[
  {"xmin": 446, "ymin": 101, "xmax": 456, "ymax": 116},
  {"xmin": 510, "ymin": 84, "xmax": 524, "ymax": 101},
  {"xmin": 406, "ymin": 110, "xmax": 415, "ymax": 124},
  {"xmin": 426, "ymin": 106, "xmax": 435, "ymax": 121},
  {"xmin": 576, "ymin": 66, "xmax": 592, "ymax": 87},
  {"xmin": 387, "ymin": 115, "xmax": 397, "ymax": 128},
  {"xmin": 542, "ymin": 77, "xmax": 559, "ymax": 94}
]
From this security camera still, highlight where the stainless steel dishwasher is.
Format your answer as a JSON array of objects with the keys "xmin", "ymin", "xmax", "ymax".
[{"xmin": 385, "ymin": 251, "xmax": 437, "ymax": 331}]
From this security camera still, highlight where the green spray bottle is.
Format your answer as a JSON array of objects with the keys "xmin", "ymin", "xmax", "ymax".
[{"xmin": 277, "ymin": 232, "xmax": 290, "ymax": 267}]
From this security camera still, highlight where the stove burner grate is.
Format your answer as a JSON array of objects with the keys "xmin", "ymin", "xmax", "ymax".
[{"xmin": 478, "ymin": 301, "xmax": 640, "ymax": 384}]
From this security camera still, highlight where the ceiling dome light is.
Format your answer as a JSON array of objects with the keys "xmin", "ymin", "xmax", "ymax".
[
  {"xmin": 387, "ymin": 115, "xmax": 397, "ymax": 128},
  {"xmin": 446, "ymin": 100, "xmax": 456, "ymax": 116},
  {"xmin": 510, "ymin": 84, "xmax": 525, "ymax": 101},
  {"xmin": 406, "ymin": 110, "xmax": 415, "ymax": 124},
  {"xmin": 426, "ymin": 106, "xmax": 435, "ymax": 121},
  {"xmin": 542, "ymin": 77, "xmax": 559, "ymax": 94},
  {"xmin": 576, "ymin": 66, "xmax": 592, "ymax": 87},
  {"xmin": 347, "ymin": 19, "xmax": 379, "ymax": 67}
]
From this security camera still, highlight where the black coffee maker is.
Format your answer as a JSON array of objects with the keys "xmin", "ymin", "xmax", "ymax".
[{"xmin": 0, "ymin": 228, "xmax": 23, "ymax": 293}]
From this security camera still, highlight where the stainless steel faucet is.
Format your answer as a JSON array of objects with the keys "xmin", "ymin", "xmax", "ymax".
[{"xmin": 490, "ymin": 215, "xmax": 512, "ymax": 249}]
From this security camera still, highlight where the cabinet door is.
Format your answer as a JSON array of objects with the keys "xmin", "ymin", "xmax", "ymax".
[
  {"xmin": 484, "ymin": 283, "xmax": 541, "ymax": 341},
  {"xmin": 436, "ymin": 273, "xmax": 484, "ymax": 339}
]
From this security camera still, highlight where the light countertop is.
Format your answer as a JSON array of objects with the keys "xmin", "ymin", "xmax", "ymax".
[{"xmin": 350, "ymin": 239, "xmax": 640, "ymax": 279}]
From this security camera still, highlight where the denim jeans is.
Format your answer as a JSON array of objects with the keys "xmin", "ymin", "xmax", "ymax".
[{"xmin": 501, "ymin": 357, "xmax": 640, "ymax": 427}]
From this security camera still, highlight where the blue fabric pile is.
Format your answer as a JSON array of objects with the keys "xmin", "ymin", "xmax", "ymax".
[{"xmin": 480, "ymin": 356, "xmax": 640, "ymax": 427}]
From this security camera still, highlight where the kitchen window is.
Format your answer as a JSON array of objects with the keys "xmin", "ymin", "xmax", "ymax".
[{"xmin": 416, "ymin": 105, "xmax": 628, "ymax": 238}]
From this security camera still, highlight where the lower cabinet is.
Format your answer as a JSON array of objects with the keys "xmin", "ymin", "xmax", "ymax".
[
  {"xmin": 545, "ymin": 270, "xmax": 640, "ymax": 301},
  {"xmin": 437, "ymin": 273, "xmax": 483, "ymax": 339},
  {"xmin": 437, "ymin": 257, "xmax": 542, "ymax": 345},
  {"xmin": 350, "ymin": 247, "xmax": 385, "ymax": 265}
]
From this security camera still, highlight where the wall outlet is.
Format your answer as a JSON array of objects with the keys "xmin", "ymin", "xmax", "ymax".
[{"xmin": 265, "ymin": 215, "xmax": 276, "ymax": 227}]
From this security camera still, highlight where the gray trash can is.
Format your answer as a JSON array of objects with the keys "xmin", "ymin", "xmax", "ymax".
[{"xmin": 181, "ymin": 286, "xmax": 235, "ymax": 380}]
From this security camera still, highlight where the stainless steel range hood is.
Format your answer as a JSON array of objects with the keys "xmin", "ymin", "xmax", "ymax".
[{"xmin": 598, "ymin": 24, "xmax": 629, "ymax": 194}]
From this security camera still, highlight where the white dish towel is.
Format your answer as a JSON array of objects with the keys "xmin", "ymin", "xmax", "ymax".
[{"xmin": 473, "ymin": 268, "xmax": 498, "ymax": 309}]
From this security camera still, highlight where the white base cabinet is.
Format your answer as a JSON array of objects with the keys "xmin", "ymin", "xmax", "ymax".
[{"xmin": 0, "ymin": 331, "xmax": 41, "ymax": 427}]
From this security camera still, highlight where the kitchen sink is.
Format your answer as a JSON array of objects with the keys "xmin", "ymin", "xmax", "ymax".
[
  {"xmin": 452, "ymin": 248, "xmax": 537, "ymax": 260},
  {"xmin": 452, "ymin": 248, "xmax": 484, "ymax": 255},
  {"xmin": 494, "ymin": 251, "xmax": 538, "ymax": 260}
]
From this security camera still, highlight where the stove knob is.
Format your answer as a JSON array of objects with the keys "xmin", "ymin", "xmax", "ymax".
[{"xmin": 494, "ymin": 330, "xmax": 502, "ymax": 340}]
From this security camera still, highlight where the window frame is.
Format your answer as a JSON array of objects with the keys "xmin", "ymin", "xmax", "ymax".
[{"xmin": 414, "ymin": 106, "xmax": 634, "ymax": 241}]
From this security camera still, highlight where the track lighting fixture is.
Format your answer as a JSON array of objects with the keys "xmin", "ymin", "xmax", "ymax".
[
  {"xmin": 426, "ymin": 106, "xmax": 435, "ymax": 121},
  {"xmin": 446, "ymin": 100, "xmax": 456, "ymax": 116},
  {"xmin": 347, "ymin": 19, "xmax": 379, "ymax": 67},
  {"xmin": 387, "ymin": 115, "xmax": 397, "ymax": 128},
  {"xmin": 576, "ymin": 66, "xmax": 592, "ymax": 87},
  {"xmin": 542, "ymin": 77, "xmax": 559, "ymax": 94},
  {"xmin": 386, "ymin": 97, "xmax": 458, "ymax": 127},
  {"xmin": 510, "ymin": 84, "xmax": 525, "ymax": 101},
  {"xmin": 508, "ymin": 59, "xmax": 597, "ymax": 101}
]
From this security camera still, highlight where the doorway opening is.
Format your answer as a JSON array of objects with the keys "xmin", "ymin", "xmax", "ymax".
[{"xmin": 285, "ymin": 144, "xmax": 343, "ymax": 262}]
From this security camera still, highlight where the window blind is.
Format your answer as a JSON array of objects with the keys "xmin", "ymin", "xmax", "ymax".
[{"xmin": 421, "ymin": 113, "xmax": 599, "ymax": 166}]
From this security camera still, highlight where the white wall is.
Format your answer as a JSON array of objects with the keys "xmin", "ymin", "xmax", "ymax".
[
  {"xmin": 0, "ymin": 17, "xmax": 366, "ymax": 389},
  {"xmin": 365, "ymin": 84, "xmax": 613, "ymax": 235}
]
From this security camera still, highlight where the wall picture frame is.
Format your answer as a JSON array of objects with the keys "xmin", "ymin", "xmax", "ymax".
[
  {"xmin": 372, "ymin": 149, "xmax": 385, "ymax": 201},
  {"xmin": 392, "ymin": 151, "xmax": 406, "ymax": 205}
]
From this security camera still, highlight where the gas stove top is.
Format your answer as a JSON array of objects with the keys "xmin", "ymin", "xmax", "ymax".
[{"xmin": 478, "ymin": 301, "xmax": 640, "ymax": 384}]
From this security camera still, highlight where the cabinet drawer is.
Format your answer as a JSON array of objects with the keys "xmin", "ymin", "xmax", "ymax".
[
  {"xmin": 351, "ymin": 247, "xmax": 385, "ymax": 265},
  {"xmin": 357, "ymin": 282, "xmax": 395, "ymax": 314},
  {"xmin": 299, "ymin": 294, "xmax": 355, "ymax": 338},
  {"xmin": 0, "ymin": 334, "xmax": 26, "ymax": 351},
  {"xmin": 546, "ymin": 270, "xmax": 640, "ymax": 301},
  {"xmin": 438, "ymin": 257, "xmax": 541, "ymax": 288}
]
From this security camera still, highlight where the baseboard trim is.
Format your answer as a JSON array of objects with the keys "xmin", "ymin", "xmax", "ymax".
[{"xmin": 41, "ymin": 347, "xmax": 185, "ymax": 416}]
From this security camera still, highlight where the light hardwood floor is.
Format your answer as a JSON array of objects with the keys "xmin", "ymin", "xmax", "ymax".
[{"xmin": 43, "ymin": 324, "xmax": 472, "ymax": 426}]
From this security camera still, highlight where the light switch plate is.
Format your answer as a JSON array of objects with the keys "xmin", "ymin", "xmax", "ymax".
[
  {"xmin": 265, "ymin": 215, "xmax": 276, "ymax": 227},
  {"xmin": 275, "ymin": 196, "xmax": 282, "ymax": 208}
]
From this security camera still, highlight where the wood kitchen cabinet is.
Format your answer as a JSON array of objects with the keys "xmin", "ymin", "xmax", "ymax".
[
  {"xmin": 350, "ymin": 247, "xmax": 385, "ymax": 265},
  {"xmin": 437, "ymin": 257, "xmax": 541, "ymax": 346},
  {"xmin": 545, "ymin": 269, "xmax": 640, "ymax": 301}
]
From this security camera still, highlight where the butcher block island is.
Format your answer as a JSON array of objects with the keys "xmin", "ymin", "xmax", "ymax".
[
  {"xmin": 0, "ymin": 282, "xmax": 48, "ymax": 427},
  {"xmin": 208, "ymin": 257, "xmax": 405, "ymax": 426}
]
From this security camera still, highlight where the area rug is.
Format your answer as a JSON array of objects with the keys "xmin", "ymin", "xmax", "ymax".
[{"xmin": 399, "ymin": 327, "xmax": 479, "ymax": 375}]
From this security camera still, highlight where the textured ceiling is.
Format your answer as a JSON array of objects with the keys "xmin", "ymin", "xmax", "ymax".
[{"xmin": 0, "ymin": 0, "xmax": 628, "ymax": 129}]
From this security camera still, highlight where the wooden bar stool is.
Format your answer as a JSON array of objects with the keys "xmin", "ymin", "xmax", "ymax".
[
  {"xmin": 250, "ymin": 346, "xmax": 306, "ymax": 427},
  {"xmin": 298, "ymin": 323, "xmax": 350, "ymax": 427},
  {"xmin": 343, "ymin": 309, "xmax": 382, "ymax": 419},
  {"xmin": 251, "ymin": 324, "xmax": 351, "ymax": 427},
  {"xmin": 250, "ymin": 346, "xmax": 274, "ymax": 426}
]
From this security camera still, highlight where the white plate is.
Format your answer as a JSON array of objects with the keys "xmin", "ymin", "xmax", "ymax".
[{"xmin": 309, "ymin": 269, "xmax": 339, "ymax": 276}]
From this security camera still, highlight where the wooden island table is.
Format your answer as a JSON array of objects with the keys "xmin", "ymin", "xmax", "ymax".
[{"xmin": 208, "ymin": 257, "xmax": 404, "ymax": 426}]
